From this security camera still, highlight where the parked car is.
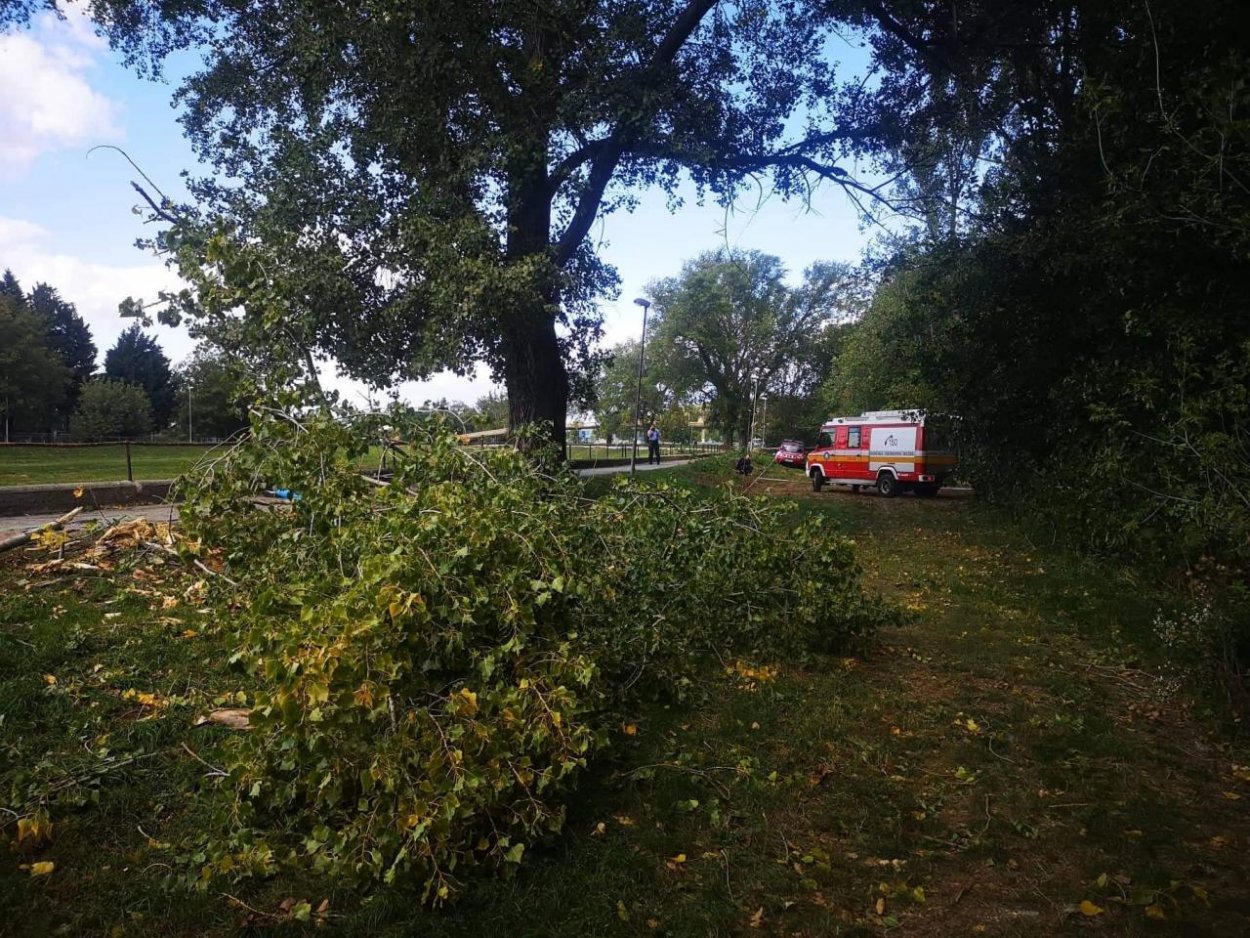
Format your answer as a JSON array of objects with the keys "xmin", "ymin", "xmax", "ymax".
[{"xmin": 773, "ymin": 439, "xmax": 807, "ymax": 468}]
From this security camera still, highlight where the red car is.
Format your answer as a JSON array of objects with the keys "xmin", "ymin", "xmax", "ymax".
[{"xmin": 773, "ymin": 439, "xmax": 807, "ymax": 468}]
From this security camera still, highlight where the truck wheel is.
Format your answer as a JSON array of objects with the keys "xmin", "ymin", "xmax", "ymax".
[
  {"xmin": 810, "ymin": 469, "xmax": 824, "ymax": 492},
  {"xmin": 877, "ymin": 472, "xmax": 899, "ymax": 498}
]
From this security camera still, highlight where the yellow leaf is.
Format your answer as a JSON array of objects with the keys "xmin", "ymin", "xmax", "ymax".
[
  {"xmin": 1144, "ymin": 903, "xmax": 1166, "ymax": 920},
  {"xmin": 622, "ymin": 723, "xmax": 638, "ymax": 736},
  {"xmin": 457, "ymin": 687, "xmax": 478, "ymax": 715},
  {"xmin": 875, "ymin": 897, "xmax": 886, "ymax": 916},
  {"xmin": 29, "ymin": 861, "xmax": 55, "ymax": 877},
  {"xmin": 592, "ymin": 822, "xmax": 606, "ymax": 837},
  {"xmin": 965, "ymin": 718, "xmax": 980, "ymax": 734},
  {"xmin": 1079, "ymin": 900, "xmax": 1103, "ymax": 917},
  {"xmin": 749, "ymin": 907, "xmax": 764, "ymax": 928},
  {"xmin": 43, "ymin": 674, "xmax": 57, "ymax": 685},
  {"xmin": 614, "ymin": 815, "xmax": 636, "ymax": 826},
  {"xmin": 16, "ymin": 812, "xmax": 52, "ymax": 847},
  {"xmin": 672, "ymin": 853, "xmax": 686, "ymax": 864},
  {"xmin": 73, "ymin": 486, "xmax": 84, "ymax": 499}
]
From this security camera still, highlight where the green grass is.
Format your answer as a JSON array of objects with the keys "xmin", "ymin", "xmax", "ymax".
[
  {"xmin": 0, "ymin": 444, "xmax": 712, "ymax": 487},
  {"xmin": 0, "ymin": 445, "xmax": 221, "ymax": 486},
  {"xmin": 2, "ymin": 460, "xmax": 1248, "ymax": 935}
]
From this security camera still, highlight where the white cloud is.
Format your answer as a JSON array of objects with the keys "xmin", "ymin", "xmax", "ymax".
[
  {"xmin": 0, "ymin": 215, "xmax": 190, "ymax": 365},
  {"xmin": 0, "ymin": 12, "xmax": 120, "ymax": 177},
  {"xmin": 0, "ymin": 215, "xmax": 501, "ymax": 404}
]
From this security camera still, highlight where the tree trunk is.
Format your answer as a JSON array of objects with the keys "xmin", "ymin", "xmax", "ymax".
[
  {"xmin": 502, "ymin": 312, "xmax": 569, "ymax": 455},
  {"xmin": 503, "ymin": 118, "xmax": 569, "ymax": 456}
]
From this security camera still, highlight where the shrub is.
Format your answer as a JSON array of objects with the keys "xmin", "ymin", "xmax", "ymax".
[
  {"xmin": 70, "ymin": 379, "xmax": 153, "ymax": 441},
  {"xmin": 178, "ymin": 409, "xmax": 890, "ymax": 898}
]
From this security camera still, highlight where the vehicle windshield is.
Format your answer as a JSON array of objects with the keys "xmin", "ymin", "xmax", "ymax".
[{"xmin": 781, "ymin": 441, "xmax": 803, "ymax": 452}]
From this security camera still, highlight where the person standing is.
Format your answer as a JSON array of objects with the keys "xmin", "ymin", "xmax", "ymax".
[{"xmin": 646, "ymin": 423, "xmax": 661, "ymax": 464}]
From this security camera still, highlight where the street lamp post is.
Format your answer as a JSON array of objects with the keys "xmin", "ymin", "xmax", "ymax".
[{"xmin": 630, "ymin": 297, "xmax": 651, "ymax": 475}]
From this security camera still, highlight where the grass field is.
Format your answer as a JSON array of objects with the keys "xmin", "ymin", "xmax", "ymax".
[
  {"xmin": 0, "ymin": 446, "xmax": 219, "ymax": 486},
  {"xmin": 2, "ymin": 460, "xmax": 1246, "ymax": 935},
  {"xmin": 0, "ymin": 443, "xmax": 716, "ymax": 487}
]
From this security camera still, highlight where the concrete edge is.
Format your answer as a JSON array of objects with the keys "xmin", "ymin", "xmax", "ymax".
[{"xmin": 0, "ymin": 480, "xmax": 177, "ymax": 517}]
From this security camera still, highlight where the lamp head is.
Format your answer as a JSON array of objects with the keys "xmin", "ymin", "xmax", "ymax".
[{"xmin": 632, "ymin": 297, "xmax": 651, "ymax": 309}]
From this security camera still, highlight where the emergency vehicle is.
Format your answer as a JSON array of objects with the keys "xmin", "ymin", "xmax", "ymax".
[{"xmin": 806, "ymin": 410, "xmax": 957, "ymax": 497}]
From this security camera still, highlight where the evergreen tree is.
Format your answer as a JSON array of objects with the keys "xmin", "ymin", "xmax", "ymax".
[
  {"xmin": 104, "ymin": 325, "xmax": 177, "ymax": 428},
  {"xmin": 0, "ymin": 269, "xmax": 24, "ymax": 307},
  {"xmin": 0, "ymin": 294, "xmax": 69, "ymax": 441},
  {"xmin": 28, "ymin": 283, "xmax": 97, "ymax": 415}
]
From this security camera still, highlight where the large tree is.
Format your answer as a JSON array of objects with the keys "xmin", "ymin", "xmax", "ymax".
[
  {"xmin": 592, "ymin": 339, "xmax": 675, "ymax": 445},
  {"xmin": 174, "ymin": 345, "xmax": 251, "ymax": 440},
  {"xmin": 104, "ymin": 324, "xmax": 177, "ymax": 427},
  {"xmin": 0, "ymin": 293, "xmax": 69, "ymax": 441},
  {"xmin": 648, "ymin": 250, "xmax": 852, "ymax": 447},
  {"xmin": 27, "ymin": 0, "xmax": 883, "ymax": 453},
  {"xmin": 27, "ymin": 282, "xmax": 97, "ymax": 415}
]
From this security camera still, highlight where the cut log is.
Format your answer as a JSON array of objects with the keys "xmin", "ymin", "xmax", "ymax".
[{"xmin": 0, "ymin": 507, "xmax": 83, "ymax": 555}]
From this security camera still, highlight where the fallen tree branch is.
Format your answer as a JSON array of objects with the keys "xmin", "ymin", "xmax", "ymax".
[{"xmin": 0, "ymin": 507, "xmax": 83, "ymax": 555}]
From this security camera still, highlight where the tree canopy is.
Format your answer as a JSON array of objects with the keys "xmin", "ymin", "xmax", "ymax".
[
  {"xmin": 175, "ymin": 345, "xmax": 251, "ymax": 440},
  {"xmin": 0, "ymin": 293, "xmax": 69, "ymax": 441},
  {"xmin": 70, "ymin": 378, "xmax": 155, "ymax": 441},
  {"xmin": 55, "ymin": 0, "xmax": 884, "ymax": 452},
  {"xmin": 647, "ymin": 250, "xmax": 853, "ymax": 447},
  {"xmin": 104, "ymin": 324, "xmax": 177, "ymax": 428}
]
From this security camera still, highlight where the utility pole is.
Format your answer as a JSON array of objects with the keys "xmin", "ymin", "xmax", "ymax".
[{"xmin": 630, "ymin": 297, "xmax": 651, "ymax": 475}]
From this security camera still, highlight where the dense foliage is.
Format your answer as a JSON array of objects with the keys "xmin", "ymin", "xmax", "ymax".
[
  {"xmin": 646, "ymin": 251, "xmax": 857, "ymax": 447},
  {"xmin": 824, "ymin": 0, "xmax": 1250, "ymax": 699},
  {"xmin": 69, "ymin": 379, "xmax": 155, "ymax": 441},
  {"xmin": 177, "ymin": 410, "xmax": 888, "ymax": 896},
  {"xmin": 0, "ymin": 269, "xmax": 96, "ymax": 438},
  {"xmin": 68, "ymin": 0, "xmax": 879, "ymax": 452},
  {"xmin": 104, "ymin": 324, "xmax": 178, "ymax": 428},
  {"xmin": 0, "ymin": 291, "xmax": 69, "ymax": 442},
  {"xmin": 173, "ymin": 346, "xmax": 251, "ymax": 441}
]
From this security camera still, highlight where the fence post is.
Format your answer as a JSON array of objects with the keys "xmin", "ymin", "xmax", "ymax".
[{"xmin": 125, "ymin": 441, "xmax": 133, "ymax": 482}]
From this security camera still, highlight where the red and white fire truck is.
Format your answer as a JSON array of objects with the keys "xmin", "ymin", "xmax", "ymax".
[{"xmin": 806, "ymin": 410, "xmax": 957, "ymax": 497}]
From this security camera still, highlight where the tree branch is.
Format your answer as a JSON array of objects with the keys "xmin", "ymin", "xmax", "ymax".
[{"xmin": 553, "ymin": 0, "xmax": 720, "ymax": 265}]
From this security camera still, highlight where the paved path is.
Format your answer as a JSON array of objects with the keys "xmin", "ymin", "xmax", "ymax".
[
  {"xmin": 0, "ymin": 461, "xmax": 697, "ymax": 539},
  {"xmin": 575, "ymin": 459, "xmax": 694, "ymax": 477},
  {"xmin": 0, "ymin": 504, "xmax": 181, "ymax": 541}
]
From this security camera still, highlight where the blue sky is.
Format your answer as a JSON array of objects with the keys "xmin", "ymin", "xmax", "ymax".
[{"xmin": 0, "ymin": 9, "xmax": 880, "ymax": 406}]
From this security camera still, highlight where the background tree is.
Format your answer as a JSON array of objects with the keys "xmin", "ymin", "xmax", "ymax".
[
  {"xmin": 592, "ymin": 339, "xmax": 674, "ymax": 445},
  {"xmin": 174, "ymin": 346, "xmax": 250, "ymax": 440},
  {"xmin": 73, "ymin": 0, "xmax": 881, "ymax": 453},
  {"xmin": 70, "ymin": 380, "xmax": 155, "ymax": 442},
  {"xmin": 649, "ymin": 251, "xmax": 849, "ymax": 447},
  {"xmin": 0, "ymin": 293, "xmax": 69, "ymax": 441},
  {"xmin": 467, "ymin": 392, "xmax": 511, "ymax": 434},
  {"xmin": 27, "ymin": 282, "xmax": 97, "ymax": 417},
  {"xmin": 104, "ymin": 324, "xmax": 177, "ymax": 428}
]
